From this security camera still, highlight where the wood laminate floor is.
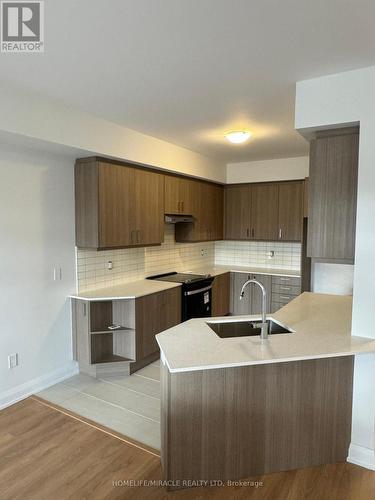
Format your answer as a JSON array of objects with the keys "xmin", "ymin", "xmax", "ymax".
[{"xmin": 1, "ymin": 397, "xmax": 375, "ymax": 500}]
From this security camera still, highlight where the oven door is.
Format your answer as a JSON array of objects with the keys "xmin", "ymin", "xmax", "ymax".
[{"xmin": 183, "ymin": 279, "xmax": 213, "ymax": 321}]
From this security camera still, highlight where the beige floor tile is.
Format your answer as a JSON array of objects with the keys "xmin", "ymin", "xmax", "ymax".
[
  {"xmin": 37, "ymin": 383, "xmax": 80, "ymax": 405},
  {"xmin": 61, "ymin": 392, "xmax": 160, "ymax": 449},
  {"xmin": 62, "ymin": 373, "xmax": 101, "ymax": 391},
  {"xmin": 134, "ymin": 364, "xmax": 160, "ymax": 381},
  {"xmin": 81, "ymin": 380, "xmax": 160, "ymax": 422},
  {"xmin": 101, "ymin": 373, "xmax": 160, "ymax": 399}
]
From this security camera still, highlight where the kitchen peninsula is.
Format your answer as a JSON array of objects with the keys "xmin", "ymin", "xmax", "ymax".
[{"xmin": 157, "ymin": 293, "xmax": 375, "ymax": 488}]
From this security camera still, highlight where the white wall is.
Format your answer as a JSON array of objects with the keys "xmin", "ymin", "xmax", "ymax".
[
  {"xmin": 0, "ymin": 143, "xmax": 77, "ymax": 408},
  {"xmin": 296, "ymin": 65, "xmax": 375, "ymax": 470},
  {"xmin": 226, "ymin": 156, "xmax": 309, "ymax": 183},
  {"xmin": 312, "ymin": 263, "xmax": 354, "ymax": 295},
  {"xmin": 0, "ymin": 85, "xmax": 225, "ymax": 183}
]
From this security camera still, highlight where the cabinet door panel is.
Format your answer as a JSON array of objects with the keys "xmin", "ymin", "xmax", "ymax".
[
  {"xmin": 158, "ymin": 288, "xmax": 181, "ymax": 332},
  {"xmin": 225, "ymin": 185, "xmax": 250, "ymax": 240},
  {"xmin": 165, "ymin": 175, "xmax": 181, "ymax": 214},
  {"xmin": 307, "ymin": 132, "xmax": 358, "ymax": 259},
  {"xmin": 231, "ymin": 273, "xmax": 251, "ymax": 315},
  {"xmin": 250, "ymin": 184, "xmax": 278, "ymax": 240},
  {"xmin": 249, "ymin": 274, "xmax": 272, "ymax": 314},
  {"xmin": 212, "ymin": 184, "xmax": 224, "ymax": 240},
  {"xmin": 134, "ymin": 169, "xmax": 164, "ymax": 246},
  {"xmin": 179, "ymin": 178, "xmax": 196, "ymax": 215},
  {"xmin": 175, "ymin": 181, "xmax": 223, "ymax": 242},
  {"xmin": 278, "ymin": 181, "xmax": 303, "ymax": 241},
  {"xmin": 200, "ymin": 183, "xmax": 224, "ymax": 241},
  {"xmin": 98, "ymin": 163, "xmax": 134, "ymax": 248},
  {"xmin": 212, "ymin": 273, "xmax": 230, "ymax": 316},
  {"xmin": 165, "ymin": 176, "xmax": 197, "ymax": 215},
  {"xmin": 136, "ymin": 289, "xmax": 181, "ymax": 360}
]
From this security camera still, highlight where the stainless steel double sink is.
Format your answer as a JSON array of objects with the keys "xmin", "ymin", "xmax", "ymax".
[{"xmin": 206, "ymin": 318, "xmax": 293, "ymax": 338}]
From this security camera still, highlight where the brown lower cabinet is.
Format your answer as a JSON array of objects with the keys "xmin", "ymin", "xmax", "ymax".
[
  {"xmin": 71, "ymin": 287, "xmax": 181, "ymax": 377},
  {"xmin": 211, "ymin": 273, "xmax": 230, "ymax": 316},
  {"xmin": 231, "ymin": 272, "xmax": 272, "ymax": 315},
  {"xmin": 161, "ymin": 356, "xmax": 354, "ymax": 489},
  {"xmin": 134, "ymin": 287, "xmax": 181, "ymax": 368}
]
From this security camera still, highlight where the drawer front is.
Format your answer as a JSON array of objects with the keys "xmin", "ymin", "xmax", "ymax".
[
  {"xmin": 271, "ymin": 301, "xmax": 283, "ymax": 313},
  {"xmin": 272, "ymin": 283, "xmax": 301, "ymax": 295},
  {"xmin": 271, "ymin": 292, "xmax": 295, "ymax": 305},
  {"xmin": 271, "ymin": 275, "xmax": 301, "ymax": 287}
]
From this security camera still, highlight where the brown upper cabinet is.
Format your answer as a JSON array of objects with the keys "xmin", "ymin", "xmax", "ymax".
[
  {"xmin": 174, "ymin": 180, "xmax": 224, "ymax": 242},
  {"xmin": 164, "ymin": 175, "xmax": 197, "ymax": 215},
  {"xmin": 307, "ymin": 128, "xmax": 359, "ymax": 260},
  {"xmin": 224, "ymin": 181, "xmax": 303, "ymax": 242},
  {"xmin": 251, "ymin": 183, "xmax": 279, "ymax": 240},
  {"xmin": 224, "ymin": 185, "xmax": 250, "ymax": 240},
  {"xmin": 75, "ymin": 159, "xmax": 164, "ymax": 249},
  {"xmin": 278, "ymin": 181, "xmax": 304, "ymax": 241}
]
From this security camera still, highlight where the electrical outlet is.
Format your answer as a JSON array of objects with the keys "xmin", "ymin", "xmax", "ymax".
[
  {"xmin": 53, "ymin": 267, "xmax": 63, "ymax": 280},
  {"xmin": 8, "ymin": 353, "xmax": 18, "ymax": 369}
]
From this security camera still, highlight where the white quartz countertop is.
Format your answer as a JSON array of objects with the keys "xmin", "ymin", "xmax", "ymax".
[
  {"xmin": 156, "ymin": 292, "xmax": 375, "ymax": 373},
  {"xmin": 70, "ymin": 280, "xmax": 181, "ymax": 301},
  {"xmin": 70, "ymin": 265, "xmax": 300, "ymax": 301},
  {"xmin": 186, "ymin": 265, "xmax": 301, "ymax": 278}
]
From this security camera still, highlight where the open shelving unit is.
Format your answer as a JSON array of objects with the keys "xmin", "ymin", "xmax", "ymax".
[
  {"xmin": 72, "ymin": 297, "xmax": 137, "ymax": 377},
  {"xmin": 89, "ymin": 300, "xmax": 136, "ymax": 364}
]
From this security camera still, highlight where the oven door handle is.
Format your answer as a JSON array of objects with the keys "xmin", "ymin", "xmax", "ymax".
[{"xmin": 184, "ymin": 285, "xmax": 212, "ymax": 296}]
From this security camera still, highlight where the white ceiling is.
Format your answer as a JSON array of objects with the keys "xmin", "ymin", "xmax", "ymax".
[{"xmin": 1, "ymin": 0, "xmax": 375, "ymax": 163}]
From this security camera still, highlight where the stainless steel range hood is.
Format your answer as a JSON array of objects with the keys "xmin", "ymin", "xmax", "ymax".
[{"xmin": 165, "ymin": 214, "xmax": 195, "ymax": 224}]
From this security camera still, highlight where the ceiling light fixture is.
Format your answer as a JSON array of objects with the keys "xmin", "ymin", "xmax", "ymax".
[{"xmin": 225, "ymin": 130, "xmax": 251, "ymax": 144}]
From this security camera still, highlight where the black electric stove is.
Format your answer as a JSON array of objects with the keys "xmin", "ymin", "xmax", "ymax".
[{"xmin": 147, "ymin": 272, "xmax": 214, "ymax": 321}]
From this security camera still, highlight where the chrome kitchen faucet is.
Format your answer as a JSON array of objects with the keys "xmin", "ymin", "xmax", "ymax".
[{"xmin": 239, "ymin": 279, "xmax": 269, "ymax": 340}]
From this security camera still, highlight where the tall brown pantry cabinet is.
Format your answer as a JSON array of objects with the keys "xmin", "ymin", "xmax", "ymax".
[{"xmin": 307, "ymin": 128, "xmax": 359, "ymax": 260}]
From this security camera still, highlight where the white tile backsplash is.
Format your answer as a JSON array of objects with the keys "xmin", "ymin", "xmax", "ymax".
[
  {"xmin": 77, "ymin": 224, "xmax": 215, "ymax": 292},
  {"xmin": 214, "ymin": 240, "xmax": 301, "ymax": 270},
  {"xmin": 76, "ymin": 225, "xmax": 301, "ymax": 292}
]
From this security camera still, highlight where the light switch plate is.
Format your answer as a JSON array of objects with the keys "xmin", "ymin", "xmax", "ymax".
[{"xmin": 8, "ymin": 353, "xmax": 18, "ymax": 369}]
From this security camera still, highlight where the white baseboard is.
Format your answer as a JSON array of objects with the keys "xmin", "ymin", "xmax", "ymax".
[
  {"xmin": 347, "ymin": 443, "xmax": 375, "ymax": 471},
  {"xmin": 0, "ymin": 361, "xmax": 79, "ymax": 410}
]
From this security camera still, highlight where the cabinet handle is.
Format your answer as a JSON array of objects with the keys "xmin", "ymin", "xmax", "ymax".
[
  {"xmin": 280, "ymin": 295, "xmax": 291, "ymax": 300},
  {"xmin": 130, "ymin": 230, "xmax": 135, "ymax": 244},
  {"xmin": 279, "ymin": 228, "xmax": 282, "ymax": 239},
  {"xmin": 246, "ymin": 228, "xmax": 249, "ymax": 238},
  {"xmin": 136, "ymin": 230, "xmax": 140, "ymax": 244},
  {"xmin": 83, "ymin": 303, "xmax": 87, "ymax": 316},
  {"xmin": 251, "ymin": 228, "xmax": 255, "ymax": 238},
  {"xmin": 280, "ymin": 277, "xmax": 290, "ymax": 282},
  {"xmin": 280, "ymin": 286, "xmax": 291, "ymax": 290},
  {"xmin": 181, "ymin": 201, "xmax": 184, "ymax": 212}
]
